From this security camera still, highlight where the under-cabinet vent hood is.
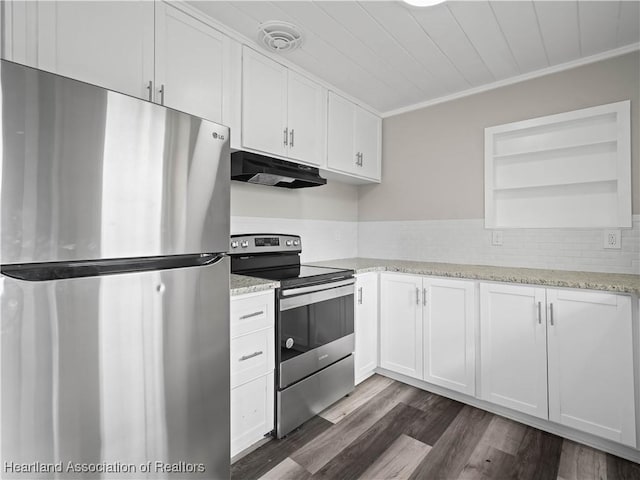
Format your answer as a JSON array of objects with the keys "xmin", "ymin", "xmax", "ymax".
[{"xmin": 231, "ymin": 151, "xmax": 327, "ymax": 188}]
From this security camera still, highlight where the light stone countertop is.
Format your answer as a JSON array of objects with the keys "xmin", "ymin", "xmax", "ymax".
[
  {"xmin": 306, "ymin": 258, "xmax": 640, "ymax": 295},
  {"xmin": 230, "ymin": 274, "xmax": 279, "ymax": 296}
]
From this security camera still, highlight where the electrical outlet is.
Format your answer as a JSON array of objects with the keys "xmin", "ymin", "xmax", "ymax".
[
  {"xmin": 603, "ymin": 229, "xmax": 621, "ymax": 249},
  {"xmin": 491, "ymin": 230, "xmax": 503, "ymax": 246}
]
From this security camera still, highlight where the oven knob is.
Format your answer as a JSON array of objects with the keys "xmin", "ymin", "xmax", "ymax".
[
  {"xmin": 293, "ymin": 240, "xmax": 300, "ymax": 246},
  {"xmin": 230, "ymin": 241, "xmax": 239, "ymax": 249},
  {"xmin": 241, "ymin": 241, "xmax": 249, "ymax": 248},
  {"xmin": 285, "ymin": 338, "xmax": 294, "ymax": 349},
  {"xmin": 285, "ymin": 240, "xmax": 292, "ymax": 247}
]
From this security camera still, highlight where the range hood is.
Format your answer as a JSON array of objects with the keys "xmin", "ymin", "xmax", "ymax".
[{"xmin": 231, "ymin": 151, "xmax": 327, "ymax": 188}]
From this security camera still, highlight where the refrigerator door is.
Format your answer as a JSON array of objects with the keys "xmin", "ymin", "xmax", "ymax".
[
  {"xmin": 0, "ymin": 256, "xmax": 230, "ymax": 480},
  {"xmin": 0, "ymin": 60, "xmax": 230, "ymax": 265}
]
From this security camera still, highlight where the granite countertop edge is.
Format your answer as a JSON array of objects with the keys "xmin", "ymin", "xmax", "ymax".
[
  {"xmin": 230, "ymin": 274, "xmax": 279, "ymax": 296},
  {"xmin": 306, "ymin": 258, "xmax": 640, "ymax": 295}
]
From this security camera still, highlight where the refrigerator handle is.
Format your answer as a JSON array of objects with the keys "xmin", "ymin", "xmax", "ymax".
[{"xmin": 1, "ymin": 253, "xmax": 226, "ymax": 282}]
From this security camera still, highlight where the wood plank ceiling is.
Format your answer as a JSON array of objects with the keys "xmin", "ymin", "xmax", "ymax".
[{"xmin": 190, "ymin": 1, "xmax": 640, "ymax": 115}]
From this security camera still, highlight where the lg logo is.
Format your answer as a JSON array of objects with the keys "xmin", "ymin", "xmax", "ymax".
[{"xmin": 211, "ymin": 132, "xmax": 225, "ymax": 140}]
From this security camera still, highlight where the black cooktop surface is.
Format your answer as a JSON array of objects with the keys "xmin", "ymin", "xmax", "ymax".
[{"xmin": 242, "ymin": 264, "xmax": 353, "ymax": 288}]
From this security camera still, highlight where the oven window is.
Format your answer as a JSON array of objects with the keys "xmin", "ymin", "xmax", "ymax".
[{"xmin": 279, "ymin": 295, "xmax": 354, "ymax": 363}]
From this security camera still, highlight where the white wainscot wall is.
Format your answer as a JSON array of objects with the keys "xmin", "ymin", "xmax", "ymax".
[
  {"xmin": 358, "ymin": 215, "xmax": 640, "ymax": 275},
  {"xmin": 231, "ymin": 216, "xmax": 358, "ymax": 263}
]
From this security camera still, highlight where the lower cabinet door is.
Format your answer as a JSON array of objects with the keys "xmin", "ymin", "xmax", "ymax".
[
  {"xmin": 354, "ymin": 273, "xmax": 378, "ymax": 384},
  {"xmin": 423, "ymin": 278, "xmax": 475, "ymax": 395},
  {"xmin": 379, "ymin": 273, "xmax": 423, "ymax": 379},
  {"xmin": 479, "ymin": 283, "xmax": 548, "ymax": 419},
  {"xmin": 230, "ymin": 372, "xmax": 274, "ymax": 458},
  {"xmin": 547, "ymin": 289, "xmax": 636, "ymax": 447}
]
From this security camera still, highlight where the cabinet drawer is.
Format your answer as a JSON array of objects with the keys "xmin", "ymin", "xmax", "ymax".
[
  {"xmin": 231, "ymin": 291, "xmax": 274, "ymax": 337},
  {"xmin": 231, "ymin": 328, "xmax": 274, "ymax": 388},
  {"xmin": 230, "ymin": 372, "xmax": 274, "ymax": 458}
]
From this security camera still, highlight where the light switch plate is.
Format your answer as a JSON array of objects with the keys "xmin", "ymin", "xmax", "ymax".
[
  {"xmin": 492, "ymin": 230, "xmax": 503, "ymax": 246},
  {"xmin": 603, "ymin": 229, "xmax": 621, "ymax": 249}
]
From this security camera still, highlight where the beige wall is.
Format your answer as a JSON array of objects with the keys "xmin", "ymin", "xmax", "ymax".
[
  {"xmin": 231, "ymin": 180, "xmax": 358, "ymax": 221},
  {"xmin": 359, "ymin": 51, "xmax": 640, "ymax": 221}
]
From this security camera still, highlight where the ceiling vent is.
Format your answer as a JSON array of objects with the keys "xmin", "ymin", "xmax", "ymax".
[{"xmin": 258, "ymin": 21, "xmax": 303, "ymax": 53}]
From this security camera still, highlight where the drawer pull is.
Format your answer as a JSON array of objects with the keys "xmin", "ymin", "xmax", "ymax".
[
  {"xmin": 239, "ymin": 351, "xmax": 263, "ymax": 362},
  {"xmin": 239, "ymin": 310, "xmax": 264, "ymax": 320}
]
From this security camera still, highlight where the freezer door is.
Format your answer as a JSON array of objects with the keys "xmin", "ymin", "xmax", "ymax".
[
  {"xmin": 0, "ymin": 60, "xmax": 230, "ymax": 264},
  {"xmin": 0, "ymin": 257, "xmax": 230, "ymax": 480}
]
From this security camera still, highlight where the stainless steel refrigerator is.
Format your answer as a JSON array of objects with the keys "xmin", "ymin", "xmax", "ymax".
[{"xmin": 0, "ymin": 60, "xmax": 230, "ymax": 479}]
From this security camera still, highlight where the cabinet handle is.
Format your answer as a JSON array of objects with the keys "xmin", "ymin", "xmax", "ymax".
[
  {"xmin": 537, "ymin": 301, "xmax": 542, "ymax": 324},
  {"xmin": 290, "ymin": 129, "xmax": 294, "ymax": 147},
  {"xmin": 360, "ymin": 152, "xmax": 364, "ymax": 166},
  {"xmin": 283, "ymin": 128, "xmax": 288, "ymax": 146},
  {"xmin": 159, "ymin": 84, "xmax": 165, "ymax": 105},
  {"xmin": 146, "ymin": 80, "xmax": 153, "ymax": 102},
  {"xmin": 423, "ymin": 288, "xmax": 427, "ymax": 306},
  {"xmin": 549, "ymin": 303, "xmax": 554, "ymax": 326},
  {"xmin": 416, "ymin": 287, "xmax": 420, "ymax": 305},
  {"xmin": 355, "ymin": 152, "xmax": 359, "ymax": 166},
  {"xmin": 239, "ymin": 310, "xmax": 264, "ymax": 320},
  {"xmin": 239, "ymin": 351, "xmax": 263, "ymax": 362},
  {"xmin": 357, "ymin": 286, "xmax": 363, "ymax": 305}
]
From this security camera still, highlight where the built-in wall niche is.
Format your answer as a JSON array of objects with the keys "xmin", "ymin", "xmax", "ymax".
[{"xmin": 484, "ymin": 101, "xmax": 631, "ymax": 228}]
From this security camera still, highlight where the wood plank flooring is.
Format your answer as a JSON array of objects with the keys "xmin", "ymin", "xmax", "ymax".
[{"xmin": 231, "ymin": 375, "xmax": 640, "ymax": 480}]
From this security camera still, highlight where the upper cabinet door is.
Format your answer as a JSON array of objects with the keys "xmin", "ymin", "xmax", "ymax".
[
  {"xmin": 327, "ymin": 92, "xmax": 356, "ymax": 174},
  {"xmin": 354, "ymin": 106, "xmax": 381, "ymax": 180},
  {"xmin": 479, "ymin": 283, "xmax": 548, "ymax": 419},
  {"xmin": 241, "ymin": 47, "xmax": 287, "ymax": 157},
  {"xmin": 36, "ymin": 1, "xmax": 154, "ymax": 99},
  {"xmin": 155, "ymin": 2, "xmax": 227, "ymax": 124},
  {"xmin": 546, "ymin": 289, "xmax": 636, "ymax": 447},
  {"xmin": 286, "ymin": 70, "xmax": 326, "ymax": 167}
]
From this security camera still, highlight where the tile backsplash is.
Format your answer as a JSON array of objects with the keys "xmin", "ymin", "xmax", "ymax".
[
  {"xmin": 231, "ymin": 216, "xmax": 358, "ymax": 263},
  {"xmin": 232, "ymin": 215, "xmax": 639, "ymax": 274},
  {"xmin": 358, "ymin": 215, "xmax": 640, "ymax": 274}
]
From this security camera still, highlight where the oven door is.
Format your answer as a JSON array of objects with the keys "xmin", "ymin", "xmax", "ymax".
[{"xmin": 278, "ymin": 279, "xmax": 355, "ymax": 389}]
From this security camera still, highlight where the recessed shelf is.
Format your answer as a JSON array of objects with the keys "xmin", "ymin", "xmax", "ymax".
[
  {"xmin": 491, "ymin": 140, "xmax": 617, "ymax": 162},
  {"xmin": 493, "ymin": 179, "xmax": 617, "ymax": 194},
  {"xmin": 485, "ymin": 101, "xmax": 631, "ymax": 229}
]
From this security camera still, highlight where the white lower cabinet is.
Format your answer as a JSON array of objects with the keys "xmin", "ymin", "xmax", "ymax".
[
  {"xmin": 479, "ymin": 283, "xmax": 548, "ymax": 419},
  {"xmin": 480, "ymin": 282, "xmax": 636, "ymax": 447},
  {"xmin": 546, "ymin": 288, "xmax": 635, "ymax": 447},
  {"xmin": 230, "ymin": 290, "xmax": 275, "ymax": 458},
  {"xmin": 380, "ymin": 273, "xmax": 423, "ymax": 379},
  {"xmin": 380, "ymin": 273, "xmax": 476, "ymax": 395},
  {"xmin": 423, "ymin": 278, "xmax": 476, "ymax": 396},
  {"xmin": 354, "ymin": 273, "xmax": 378, "ymax": 384}
]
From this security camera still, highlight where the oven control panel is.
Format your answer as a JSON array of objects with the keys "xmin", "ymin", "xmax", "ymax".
[{"xmin": 229, "ymin": 234, "xmax": 301, "ymax": 254}]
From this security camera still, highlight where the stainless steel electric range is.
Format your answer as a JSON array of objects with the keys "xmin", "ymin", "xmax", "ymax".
[{"xmin": 230, "ymin": 234, "xmax": 355, "ymax": 438}]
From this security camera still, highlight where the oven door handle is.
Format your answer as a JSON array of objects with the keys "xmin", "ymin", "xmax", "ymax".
[
  {"xmin": 280, "ymin": 278, "xmax": 355, "ymax": 297},
  {"xmin": 280, "ymin": 283, "xmax": 355, "ymax": 311}
]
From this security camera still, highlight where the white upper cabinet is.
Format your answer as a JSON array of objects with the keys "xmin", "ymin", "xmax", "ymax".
[
  {"xmin": 479, "ymin": 283, "xmax": 548, "ymax": 419},
  {"xmin": 241, "ymin": 46, "xmax": 326, "ymax": 167},
  {"xmin": 36, "ymin": 1, "xmax": 155, "ymax": 99},
  {"xmin": 241, "ymin": 47, "xmax": 288, "ymax": 157},
  {"xmin": 4, "ymin": 1, "xmax": 231, "ymax": 124},
  {"xmin": 327, "ymin": 91, "xmax": 381, "ymax": 182},
  {"xmin": 287, "ymin": 70, "xmax": 327, "ymax": 166},
  {"xmin": 546, "ymin": 289, "xmax": 635, "ymax": 447},
  {"xmin": 155, "ymin": 2, "xmax": 228, "ymax": 123},
  {"xmin": 485, "ymin": 101, "xmax": 632, "ymax": 228}
]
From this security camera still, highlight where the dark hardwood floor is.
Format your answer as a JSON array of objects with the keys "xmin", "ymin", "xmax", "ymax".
[{"xmin": 231, "ymin": 375, "xmax": 640, "ymax": 480}]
